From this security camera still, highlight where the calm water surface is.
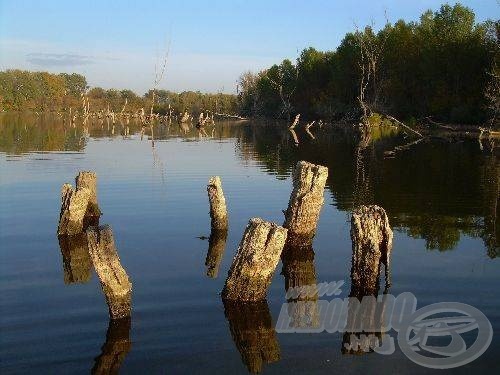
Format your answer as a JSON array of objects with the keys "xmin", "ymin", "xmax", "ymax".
[{"xmin": 0, "ymin": 114, "xmax": 498, "ymax": 374}]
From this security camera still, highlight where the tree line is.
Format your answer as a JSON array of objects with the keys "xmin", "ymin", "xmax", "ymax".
[
  {"xmin": 237, "ymin": 3, "xmax": 499, "ymax": 125},
  {"xmin": 0, "ymin": 70, "xmax": 238, "ymax": 115}
]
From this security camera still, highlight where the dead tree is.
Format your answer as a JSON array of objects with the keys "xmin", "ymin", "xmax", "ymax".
[
  {"xmin": 283, "ymin": 161, "xmax": 328, "ymax": 245},
  {"xmin": 207, "ymin": 176, "xmax": 228, "ymax": 230},
  {"xmin": 266, "ymin": 61, "xmax": 299, "ymax": 120},
  {"xmin": 222, "ymin": 218, "xmax": 288, "ymax": 301},
  {"xmin": 87, "ymin": 225, "xmax": 132, "ymax": 320}
]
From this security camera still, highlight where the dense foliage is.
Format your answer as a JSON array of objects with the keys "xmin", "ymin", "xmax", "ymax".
[
  {"xmin": 238, "ymin": 4, "xmax": 499, "ymax": 124},
  {"xmin": 0, "ymin": 70, "xmax": 238, "ymax": 114}
]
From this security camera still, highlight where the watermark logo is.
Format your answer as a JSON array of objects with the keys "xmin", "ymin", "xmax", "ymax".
[
  {"xmin": 276, "ymin": 283, "xmax": 493, "ymax": 369},
  {"xmin": 398, "ymin": 302, "xmax": 493, "ymax": 369}
]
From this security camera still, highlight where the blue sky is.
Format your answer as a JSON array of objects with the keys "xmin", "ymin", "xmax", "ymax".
[{"xmin": 0, "ymin": 0, "xmax": 498, "ymax": 94}]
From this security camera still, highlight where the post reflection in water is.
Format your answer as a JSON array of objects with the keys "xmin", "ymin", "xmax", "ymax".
[
  {"xmin": 204, "ymin": 228, "xmax": 228, "ymax": 278},
  {"xmin": 223, "ymin": 300, "xmax": 280, "ymax": 374},
  {"xmin": 281, "ymin": 244, "xmax": 320, "ymax": 329},
  {"xmin": 342, "ymin": 241, "xmax": 392, "ymax": 355},
  {"xmin": 91, "ymin": 317, "xmax": 132, "ymax": 375},
  {"xmin": 58, "ymin": 233, "xmax": 92, "ymax": 284}
]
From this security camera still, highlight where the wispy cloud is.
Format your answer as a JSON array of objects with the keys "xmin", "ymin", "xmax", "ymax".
[{"xmin": 26, "ymin": 53, "xmax": 96, "ymax": 67}]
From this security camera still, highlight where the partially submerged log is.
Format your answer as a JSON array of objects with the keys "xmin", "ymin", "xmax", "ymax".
[
  {"xmin": 223, "ymin": 300, "xmax": 280, "ymax": 374},
  {"xmin": 205, "ymin": 229, "xmax": 228, "ymax": 278},
  {"xmin": 207, "ymin": 176, "xmax": 228, "ymax": 230},
  {"xmin": 58, "ymin": 232, "xmax": 92, "ymax": 284},
  {"xmin": 222, "ymin": 218, "xmax": 287, "ymax": 301},
  {"xmin": 87, "ymin": 225, "xmax": 132, "ymax": 319},
  {"xmin": 283, "ymin": 161, "xmax": 328, "ymax": 245},
  {"xmin": 350, "ymin": 205, "xmax": 393, "ymax": 297},
  {"xmin": 58, "ymin": 183, "xmax": 91, "ymax": 236},
  {"xmin": 92, "ymin": 317, "xmax": 131, "ymax": 375}
]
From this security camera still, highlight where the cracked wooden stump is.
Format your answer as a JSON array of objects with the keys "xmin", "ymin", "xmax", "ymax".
[
  {"xmin": 87, "ymin": 225, "xmax": 132, "ymax": 319},
  {"xmin": 207, "ymin": 176, "xmax": 228, "ymax": 230},
  {"xmin": 58, "ymin": 183, "xmax": 91, "ymax": 236},
  {"xmin": 205, "ymin": 229, "xmax": 228, "ymax": 278},
  {"xmin": 76, "ymin": 171, "xmax": 102, "ymax": 222},
  {"xmin": 91, "ymin": 317, "xmax": 131, "ymax": 375},
  {"xmin": 222, "ymin": 218, "xmax": 287, "ymax": 301},
  {"xmin": 350, "ymin": 205, "xmax": 393, "ymax": 298},
  {"xmin": 283, "ymin": 161, "xmax": 328, "ymax": 245},
  {"xmin": 58, "ymin": 232, "xmax": 92, "ymax": 284},
  {"xmin": 57, "ymin": 171, "xmax": 102, "ymax": 236},
  {"xmin": 343, "ymin": 206, "xmax": 393, "ymax": 355},
  {"xmin": 223, "ymin": 300, "xmax": 280, "ymax": 374}
]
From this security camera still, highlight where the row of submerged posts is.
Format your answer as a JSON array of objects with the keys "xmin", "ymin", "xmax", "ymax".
[
  {"xmin": 56, "ymin": 161, "xmax": 394, "ymax": 373},
  {"xmin": 206, "ymin": 161, "xmax": 394, "ymax": 372}
]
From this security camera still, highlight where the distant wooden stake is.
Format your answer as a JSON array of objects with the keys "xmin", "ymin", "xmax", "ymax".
[
  {"xmin": 87, "ymin": 225, "xmax": 132, "ymax": 319},
  {"xmin": 222, "ymin": 218, "xmax": 287, "ymax": 301},
  {"xmin": 207, "ymin": 176, "xmax": 228, "ymax": 230},
  {"xmin": 350, "ymin": 205, "xmax": 393, "ymax": 297},
  {"xmin": 283, "ymin": 161, "xmax": 328, "ymax": 244}
]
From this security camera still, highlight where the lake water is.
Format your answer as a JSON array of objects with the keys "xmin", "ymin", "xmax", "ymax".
[{"xmin": 0, "ymin": 114, "xmax": 498, "ymax": 374}]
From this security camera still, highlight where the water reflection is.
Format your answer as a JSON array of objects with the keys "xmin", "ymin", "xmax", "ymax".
[
  {"xmin": 204, "ymin": 229, "xmax": 228, "ymax": 278},
  {"xmin": 223, "ymin": 300, "xmax": 280, "ymax": 374},
  {"xmin": 342, "ymin": 238, "xmax": 392, "ymax": 355},
  {"xmin": 91, "ymin": 317, "xmax": 132, "ymax": 375},
  {"xmin": 58, "ymin": 233, "xmax": 92, "ymax": 284},
  {"xmin": 281, "ymin": 244, "xmax": 320, "ymax": 329},
  {"xmin": 1, "ymin": 114, "xmax": 498, "ymax": 256}
]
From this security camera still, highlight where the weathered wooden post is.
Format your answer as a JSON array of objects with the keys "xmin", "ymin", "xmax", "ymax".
[
  {"xmin": 205, "ymin": 229, "xmax": 228, "ymax": 278},
  {"xmin": 58, "ymin": 183, "xmax": 91, "ymax": 236},
  {"xmin": 207, "ymin": 176, "xmax": 228, "ymax": 230},
  {"xmin": 283, "ymin": 161, "xmax": 328, "ymax": 245},
  {"xmin": 222, "ymin": 218, "xmax": 287, "ymax": 301},
  {"xmin": 223, "ymin": 300, "xmax": 280, "ymax": 373},
  {"xmin": 76, "ymin": 171, "xmax": 102, "ymax": 220},
  {"xmin": 58, "ymin": 171, "xmax": 102, "ymax": 236},
  {"xmin": 58, "ymin": 232, "xmax": 92, "ymax": 284},
  {"xmin": 350, "ymin": 205, "xmax": 393, "ymax": 297},
  {"xmin": 92, "ymin": 317, "xmax": 131, "ymax": 375},
  {"xmin": 87, "ymin": 225, "xmax": 132, "ymax": 320},
  {"xmin": 343, "ymin": 205, "xmax": 394, "ymax": 355}
]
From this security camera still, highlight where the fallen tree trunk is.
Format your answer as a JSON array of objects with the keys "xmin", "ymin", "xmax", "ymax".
[
  {"xmin": 87, "ymin": 225, "xmax": 132, "ymax": 319},
  {"xmin": 222, "ymin": 218, "xmax": 287, "ymax": 301},
  {"xmin": 207, "ymin": 176, "xmax": 228, "ymax": 230},
  {"xmin": 283, "ymin": 161, "xmax": 328, "ymax": 245}
]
